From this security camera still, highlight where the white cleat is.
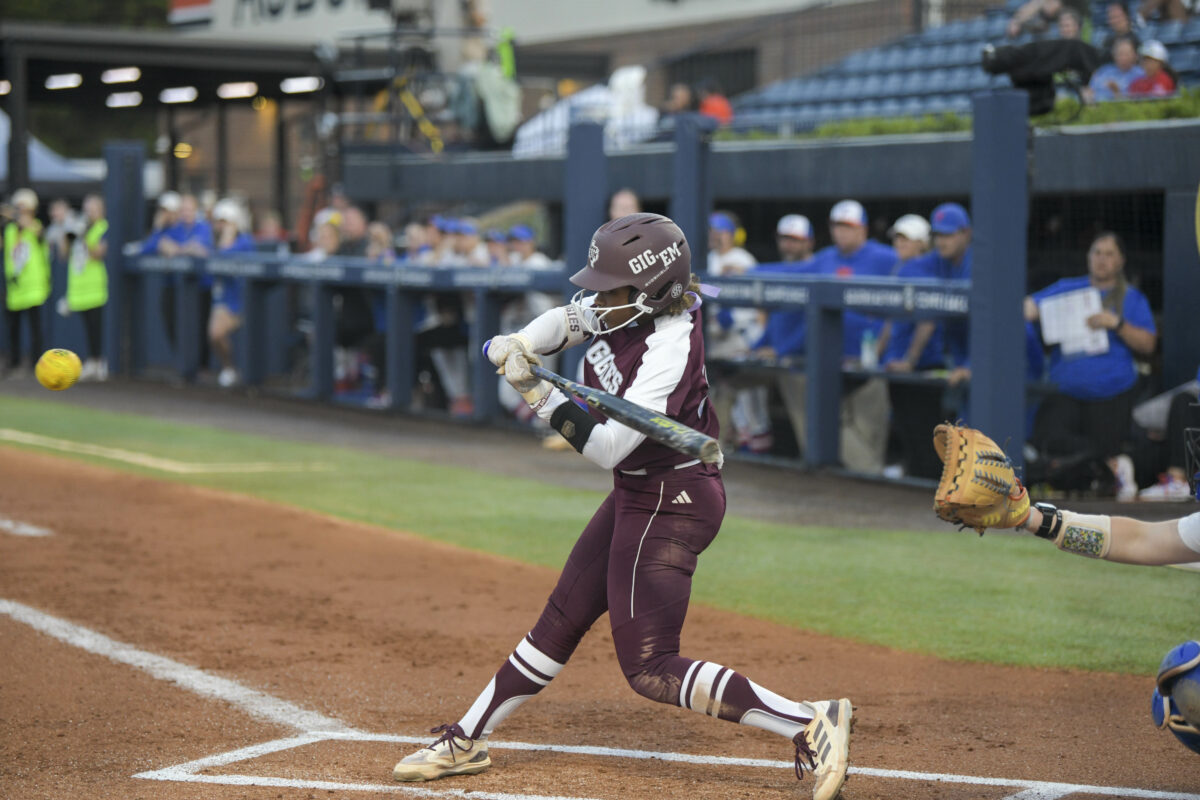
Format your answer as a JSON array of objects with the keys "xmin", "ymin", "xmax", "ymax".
[
  {"xmin": 393, "ymin": 724, "xmax": 490, "ymax": 782},
  {"xmin": 794, "ymin": 698, "xmax": 853, "ymax": 800}
]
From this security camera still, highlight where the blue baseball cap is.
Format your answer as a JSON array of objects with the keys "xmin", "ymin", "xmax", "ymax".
[
  {"xmin": 433, "ymin": 215, "xmax": 454, "ymax": 233},
  {"xmin": 508, "ymin": 224, "xmax": 535, "ymax": 242},
  {"xmin": 709, "ymin": 212, "xmax": 736, "ymax": 234},
  {"xmin": 457, "ymin": 220, "xmax": 479, "ymax": 236},
  {"xmin": 485, "ymin": 228, "xmax": 506, "ymax": 243},
  {"xmin": 930, "ymin": 203, "xmax": 971, "ymax": 234}
]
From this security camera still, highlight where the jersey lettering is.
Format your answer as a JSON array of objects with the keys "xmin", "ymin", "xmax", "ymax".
[{"xmin": 585, "ymin": 339, "xmax": 624, "ymax": 394}]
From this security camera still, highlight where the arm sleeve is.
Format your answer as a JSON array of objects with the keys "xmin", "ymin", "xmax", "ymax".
[
  {"xmin": 1178, "ymin": 512, "xmax": 1200, "ymax": 555},
  {"xmin": 520, "ymin": 303, "xmax": 594, "ymax": 356}
]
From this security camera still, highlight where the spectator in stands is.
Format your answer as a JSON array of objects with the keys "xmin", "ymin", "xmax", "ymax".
[
  {"xmin": 697, "ymin": 78, "xmax": 734, "ymax": 126},
  {"xmin": 367, "ymin": 222, "xmax": 398, "ymax": 266},
  {"xmin": 158, "ymin": 194, "xmax": 212, "ymax": 257},
  {"xmin": 142, "ymin": 192, "xmax": 180, "ymax": 256},
  {"xmin": 209, "ymin": 199, "xmax": 256, "ymax": 388},
  {"xmin": 1024, "ymin": 231, "xmax": 1157, "ymax": 500},
  {"xmin": 1099, "ymin": 2, "xmax": 1143, "ymax": 53},
  {"xmin": 1128, "ymin": 39, "xmax": 1178, "ymax": 96},
  {"xmin": 338, "ymin": 207, "xmax": 370, "ymax": 257},
  {"xmin": 878, "ymin": 214, "xmax": 946, "ymax": 480},
  {"xmin": 660, "ymin": 82, "xmax": 696, "ymax": 117},
  {"xmin": 1057, "ymin": 8, "xmax": 1084, "ymax": 39},
  {"xmin": 608, "ymin": 188, "xmax": 641, "ymax": 221},
  {"xmin": 705, "ymin": 210, "xmax": 769, "ymax": 452},
  {"xmin": 485, "ymin": 229, "xmax": 509, "ymax": 266},
  {"xmin": 306, "ymin": 221, "xmax": 341, "ymax": 262},
  {"xmin": 751, "ymin": 214, "xmax": 816, "ymax": 365},
  {"xmin": 3, "ymin": 188, "xmax": 50, "ymax": 375},
  {"xmin": 403, "ymin": 221, "xmax": 429, "ymax": 262},
  {"xmin": 748, "ymin": 215, "xmax": 818, "ymax": 456},
  {"xmin": 922, "ymin": 203, "xmax": 973, "ymax": 388},
  {"xmin": 507, "ymin": 225, "xmax": 552, "ymax": 268},
  {"xmin": 44, "ymin": 198, "xmax": 76, "ymax": 264},
  {"xmin": 1086, "ymin": 36, "xmax": 1147, "ymax": 101},
  {"xmin": 1007, "ymin": 0, "xmax": 1069, "ymax": 38},
  {"xmin": 811, "ymin": 200, "xmax": 896, "ymax": 360},
  {"xmin": 64, "ymin": 194, "xmax": 109, "ymax": 382},
  {"xmin": 808, "ymin": 200, "xmax": 896, "ymax": 473},
  {"xmin": 453, "ymin": 219, "xmax": 490, "ymax": 267},
  {"xmin": 255, "ymin": 209, "xmax": 290, "ymax": 254},
  {"xmin": 421, "ymin": 216, "xmax": 448, "ymax": 264},
  {"xmin": 1138, "ymin": 0, "xmax": 1198, "ymax": 22}
]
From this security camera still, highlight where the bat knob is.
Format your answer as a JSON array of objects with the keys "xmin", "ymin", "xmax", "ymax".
[{"xmin": 700, "ymin": 440, "xmax": 724, "ymax": 467}]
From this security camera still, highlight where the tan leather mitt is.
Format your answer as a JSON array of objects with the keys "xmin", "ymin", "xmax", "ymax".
[{"xmin": 932, "ymin": 423, "xmax": 1030, "ymax": 534}]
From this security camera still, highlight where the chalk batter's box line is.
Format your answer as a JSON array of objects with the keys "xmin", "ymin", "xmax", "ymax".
[{"xmin": 134, "ymin": 730, "xmax": 1200, "ymax": 800}]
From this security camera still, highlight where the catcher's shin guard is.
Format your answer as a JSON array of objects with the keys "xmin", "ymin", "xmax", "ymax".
[
  {"xmin": 794, "ymin": 698, "xmax": 852, "ymax": 800},
  {"xmin": 393, "ymin": 724, "xmax": 491, "ymax": 782}
]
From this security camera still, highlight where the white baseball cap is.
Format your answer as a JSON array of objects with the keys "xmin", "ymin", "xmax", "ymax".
[
  {"xmin": 157, "ymin": 191, "xmax": 181, "ymax": 212},
  {"xmin": 11, "ymin": 188, "xmax": 38, "ymax": 211},
  {"xmin": 888, "ymin": 214, "xmax": 931, "ymax": 243},
  {"xmin": 776, "ymin": 214, "xmax": 812, "ymax": 240},
  {"xmin": 1140, "ymin": 39, "xmax": 1169, "ymax": 63},
  {"xmin": 829, "ymin": 199, "xmax": 867, "ymax": 227}
]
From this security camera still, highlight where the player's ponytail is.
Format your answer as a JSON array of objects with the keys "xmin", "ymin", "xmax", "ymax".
[{"xmin": 664, "ymin": 273, "xmax": 703, "ymax": 316}]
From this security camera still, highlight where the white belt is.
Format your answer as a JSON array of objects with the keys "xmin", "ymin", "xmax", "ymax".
[{"xmin": 619, "ymin": 458, "xmax": 701, "ymax": 476}]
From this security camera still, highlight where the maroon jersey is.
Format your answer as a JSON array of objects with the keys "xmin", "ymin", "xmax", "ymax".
[{"xmin": 579, "ymin": 308, "xmax": 719, "ymax": 473}]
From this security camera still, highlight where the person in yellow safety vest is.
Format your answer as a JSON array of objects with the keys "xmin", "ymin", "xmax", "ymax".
[
  {"xmin": 4, "ymin": 188, "xmax": 51, "ymax": 375},
  {"xmin": 59, "ymin": 194, "xmax": 109, "ymax": 381}
]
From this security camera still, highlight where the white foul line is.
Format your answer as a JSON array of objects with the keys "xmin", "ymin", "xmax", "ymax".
[
  {"xmin": 0, "ymin": 517, "xmax": 51, "ymax": 537},
  {"xmin": 0, "ymin": 428, "xmax": 328, "ymax": 474},
  {"xmin": 2, "ymin": 597, "xmax": 1196, "ymax": 800},
  {"xmin": 0, "ymin": 598, "xmax": 348, "ymax": 733}
]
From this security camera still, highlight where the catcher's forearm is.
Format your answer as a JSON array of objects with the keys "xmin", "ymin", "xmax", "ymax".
[{"xmin": 1020, "ymin": 505, "xmax": 1112, "ymax": 559}]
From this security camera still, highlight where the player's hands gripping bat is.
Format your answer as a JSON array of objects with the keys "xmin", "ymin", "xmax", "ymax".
[
  {"xmin": 529, "ymin": 364, "xmax": 723, "ymax": 466},
  {"xmin": 485, "ymin": 333, "xmax": 535, "ymax": 369},
  {"xmin": 932, "ymin": 423, "xmax": 1030, "ymax": 534}
]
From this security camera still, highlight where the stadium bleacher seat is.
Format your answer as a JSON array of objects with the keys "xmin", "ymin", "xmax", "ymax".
[{"xmin": 732, "ymin": 0, "xmax": 1200, "ymax": 130}]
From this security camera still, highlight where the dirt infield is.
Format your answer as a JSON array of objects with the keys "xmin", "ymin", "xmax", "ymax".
[{"xmin": 2, "ymin": 447, "xmax": 1199, "ymax": 800}]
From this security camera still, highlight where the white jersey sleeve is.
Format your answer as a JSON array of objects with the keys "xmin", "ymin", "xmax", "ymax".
[
  {"xmin": 1178, "ymin": 511, "xmax": 1200, "ymax": 554},
  {"xmin": 520, "ymin": 303, "xmax": 593, "ymax": 356},
  {"xmin": 574, "ymin": 314, "xmax": 692, "ymax": 470}
]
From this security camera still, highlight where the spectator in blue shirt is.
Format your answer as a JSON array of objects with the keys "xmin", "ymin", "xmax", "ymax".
[
  {"xmin": 208, "ymin": 199, "xmax": 256, "ymax": 388},
  {"xmin": 1024, "ymin": 231, "xmax": 1157, "ymax": 497},
  {"xmin": 808, "ymin": 200, "xmax": 896, "ymax": 360},
  {"xmin": 919, "ymin": 202, "xmax": 973, "ymax": 387},
  {"xmin": 1086, "ymin": 36, "xmax": 1146, "ymax": 102},
  {"xmin": 877, "ymin": 214, "xmax": 946, "ymax": 479},
  {"xmin": 804, "ymin": 200, "xmax": 896, "ymax": 473},
  {"xmin": 752, "ymin": 214, "xmax": 817, "ymax": 362}
]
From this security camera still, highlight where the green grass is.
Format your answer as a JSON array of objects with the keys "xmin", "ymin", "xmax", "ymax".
[{"xmin": 2, "ymin": 394, "xmax": 1194, "ymax": 674}]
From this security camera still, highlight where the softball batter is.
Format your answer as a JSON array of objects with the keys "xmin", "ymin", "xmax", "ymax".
[{"xmin": 393, "ymin": 213, "xmax": 852, "ymax": 800}]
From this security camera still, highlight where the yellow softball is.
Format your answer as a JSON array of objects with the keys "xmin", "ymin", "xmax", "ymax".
[{"xmin": 35, "ymin": 349, "xmax": 83, "ymax": 391}]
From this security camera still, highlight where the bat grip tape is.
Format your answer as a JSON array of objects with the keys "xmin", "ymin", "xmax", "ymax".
[{"xmin": 550, "ymin": 401, "xmax": 596, "ymax": 454}]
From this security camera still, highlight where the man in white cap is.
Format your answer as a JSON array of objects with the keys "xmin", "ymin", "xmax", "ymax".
[
  {"xmin": 877, "ymin": 214, "xmax": 946, "ymax": 479},
  {"xmin": 800, "ymin": 200, "xmax": 896, "ymax": 473}
]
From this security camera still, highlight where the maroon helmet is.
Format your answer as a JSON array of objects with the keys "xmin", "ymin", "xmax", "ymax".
[{"xmin": 570, "ymin": 213, "xmax": 691, "ymax": 319}]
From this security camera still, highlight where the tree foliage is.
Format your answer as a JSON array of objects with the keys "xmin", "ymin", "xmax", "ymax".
[{"xmin": 4, "ymin": 0, "xmax": 167, "ymax": 27}]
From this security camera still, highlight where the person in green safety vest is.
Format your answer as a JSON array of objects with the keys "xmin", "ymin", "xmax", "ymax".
[
  {"xmin": 60, "ymin": 194, "xmax": 109, "ymax": 381},
  {"xmin": 4, "ymin": 188, "xmax": 51, "ymax": 375}
]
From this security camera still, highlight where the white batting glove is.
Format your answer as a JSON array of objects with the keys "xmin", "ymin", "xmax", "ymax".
[
  {"xmin": 485, "ymin": 332, "xmax": 534, "ymax": 370},
  {"xmin": 504, "ymin": 351, "xmax": 552, "ymax": 411}
]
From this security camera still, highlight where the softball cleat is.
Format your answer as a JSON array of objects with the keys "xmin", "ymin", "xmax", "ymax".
[
  {"xmin": 393, "ymin": 723, "xmax": 491, "ymax": 782},
  {"xmin": 794, "ymin": 698, "xmax": 853, "ymax": 800}
]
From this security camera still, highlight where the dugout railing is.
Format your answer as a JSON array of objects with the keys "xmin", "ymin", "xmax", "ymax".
[{"xmin": 89, "ymin": 90, "xmax": 1200, "ymax": 474}]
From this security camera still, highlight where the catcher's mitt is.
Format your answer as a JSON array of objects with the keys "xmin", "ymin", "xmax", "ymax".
[{"xmin": 932, "ymin": 423, "xmax": 1030, "ymax": 534}]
